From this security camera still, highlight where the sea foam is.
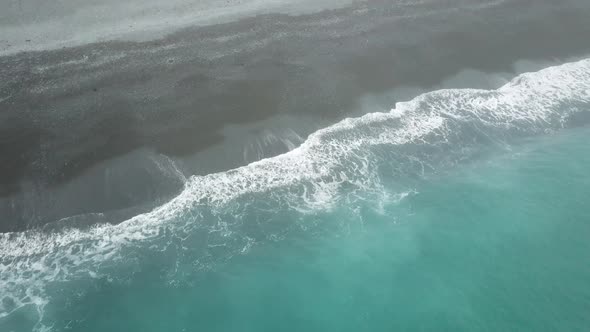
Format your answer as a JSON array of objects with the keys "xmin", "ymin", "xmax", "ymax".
[{"xmin": 1, "ymin": 58, "xmax": 590, "ymax": 329}]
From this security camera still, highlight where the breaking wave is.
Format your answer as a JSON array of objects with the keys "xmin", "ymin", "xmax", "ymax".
[{"xmin": 1, "ymin": 58, "xmax": 590, "ymax": 330}]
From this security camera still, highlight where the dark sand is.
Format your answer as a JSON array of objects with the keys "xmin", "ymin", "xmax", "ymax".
[{"xmin": 2, "ymin": 0, "xmax": 590, "ymax": 231}]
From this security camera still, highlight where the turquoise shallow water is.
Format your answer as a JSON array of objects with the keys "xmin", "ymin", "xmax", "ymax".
[
  {"xmin": 2, "ymin": 59, "xmax": 590, "ymax": 331},
  {"xmin": 31, "ymin": 127, "xmax": 590, "ymax": 331}
]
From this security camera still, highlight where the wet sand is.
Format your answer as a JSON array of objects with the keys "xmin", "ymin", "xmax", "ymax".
[{"xmin": 2, "ymin": 0, "xmax": 590, "ymax": 231}]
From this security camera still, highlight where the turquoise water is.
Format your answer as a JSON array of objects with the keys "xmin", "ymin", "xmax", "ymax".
[
  {"xmin": 2, "ymin": 59, "xmax": 590, "ymax": 331},
  {"xmin": 46, "ymin": 127, "xmax": 590, "ymax": 331}
]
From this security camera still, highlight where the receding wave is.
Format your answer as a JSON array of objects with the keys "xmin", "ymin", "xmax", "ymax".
[{"xmin": 1, "ymin": 58, "xmax": 590, "ymax": 329}]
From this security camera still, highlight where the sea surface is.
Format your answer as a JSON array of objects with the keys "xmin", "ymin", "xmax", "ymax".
[
  {"xmin": 2, "ymin": 1, "xmax": 590, "ymax": 331},
  {"xmin": 55, "ymin": 126, "xmax": 590, "ymax": 332}
]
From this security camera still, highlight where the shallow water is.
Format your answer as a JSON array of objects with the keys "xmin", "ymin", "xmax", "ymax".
[{"xmin": 9, "ymin": 124, "xmax": 590, "ymax": 332}]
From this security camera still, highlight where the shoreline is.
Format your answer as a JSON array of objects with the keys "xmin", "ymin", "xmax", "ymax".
[{"xmin": 2, "ymin": 0, "xmax": 590, "ymax": 232}]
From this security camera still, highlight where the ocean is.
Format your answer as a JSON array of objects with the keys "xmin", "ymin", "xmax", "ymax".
[
  {"xmin": 1, "ymin": 1, "xmax": 590, "ymax": 331},
  {"xmin": 61, "ymin": 126, "xmax": 590, "ymax": 332}
]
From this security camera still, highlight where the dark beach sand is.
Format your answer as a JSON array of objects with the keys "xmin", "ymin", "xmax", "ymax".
[{"xmin": 2, "ymin": 0, "xmax": 590, "ymax": 231}]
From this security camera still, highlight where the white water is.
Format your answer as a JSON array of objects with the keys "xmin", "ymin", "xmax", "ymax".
[{"xmin": 1, "ymin": 58, "xmax": 590, "ymax": 330}]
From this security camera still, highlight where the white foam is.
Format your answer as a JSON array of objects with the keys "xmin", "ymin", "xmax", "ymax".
[{"xmin": 1, "ymin": 58, "xmax": 590, "ymax": 329}]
